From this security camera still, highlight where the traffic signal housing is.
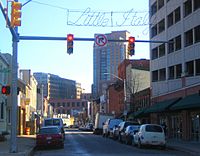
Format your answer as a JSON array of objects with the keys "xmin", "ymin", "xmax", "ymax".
[
  {"xmin": 128, "ymin": 37, "xmax": 135, "ymax": 56},
  {"xmin": 1, "ymin": 86, "xmax": 11, "ymax": 95},
  {"xmin": 11, "ymin": 1, "xmax": 22, "ymax": 27},
  {"xmin": 67, "ymin": 34, "xmax": 74, "ymax": 55}
]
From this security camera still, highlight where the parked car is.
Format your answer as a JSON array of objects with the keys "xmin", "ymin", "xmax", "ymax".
[
  {"xmin": 117, "ymin": 121, "xmax": 140, "ymax": 143},
  {"xmin": 132, "ymin": 124, "xmax": 166, "ymax": 149},
  {"xmin": 112, "ymin": 124, "xmax": 120, "ymax": 140},
  {"xmin": 36, "ymin": 126, "xmax": 64, "ymax": 149},
  {"xmin": 103, "ymin": 118, "xmax": 123, "ymax": 137},
  {"xmin": 42, "ymin": 118, "xmax": 65, "ymax": 139},
  {"xmin": 121, "ymin": 125, "xmax": 140, "ymax": 145}
]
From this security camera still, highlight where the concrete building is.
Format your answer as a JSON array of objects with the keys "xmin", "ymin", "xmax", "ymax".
[
  {"xmin": 0, "ymin": 53, "xmax": 11, "ymax": 139},
  {"xmin": 92, "ymin": 31, "xmax": 130, "ymax": 98},
  {"xmin": 34, "ymin": 72, "xmax": 77, "ymax": 100},
  {"xmin": 149, "ymin": 0, "xmax": 200, "ymax": 141}
]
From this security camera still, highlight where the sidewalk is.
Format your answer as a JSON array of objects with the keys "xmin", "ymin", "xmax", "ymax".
[
  {"xmin": 0, "ymin": 135, "xmax": 36, "ymax": 156},
  {"xmin": 167, "ymin": 139, "xmax": 200, "ymax": 156}
]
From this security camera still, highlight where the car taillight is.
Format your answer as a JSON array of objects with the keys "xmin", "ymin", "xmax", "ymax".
[
  {"xmin": 53, "ymin": 134, "xmax": 62, "ymax": 139},
  {"xmin": 36, "ymin": 134, "xmax": 44, "ymax": 139}
]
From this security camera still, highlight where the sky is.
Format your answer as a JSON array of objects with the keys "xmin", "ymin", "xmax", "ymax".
[{"xmin": 0, "ymin": 0, "xmax": 149, "ymax": 93}]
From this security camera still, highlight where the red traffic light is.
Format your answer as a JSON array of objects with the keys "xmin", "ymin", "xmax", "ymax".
[
  {"xmin": 129, "ymin": 37, "xmax": 135, "ymax": 43},
  {"xmin": 67, "ymin": 34, "xmax": 74, "ymax": 41},
  {"xmin": 1, "ymin": 86, "xmax": 11, "ymax": 95}
]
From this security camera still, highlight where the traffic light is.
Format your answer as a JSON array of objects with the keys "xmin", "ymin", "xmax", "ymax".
[
  {"xmin": 67, "ymin": 34, "xmax": 74, "ymax": 55},
  {"xmin": 128, "ymin": 37, "xmax": 135, "ymax": 56},
  {"xmin": 1, "ymin": 86, "xmax": 11, "ymax": 95},
  {"xmin": 11, "ymin": 1, "xmax": 22, "ymax": 27}
]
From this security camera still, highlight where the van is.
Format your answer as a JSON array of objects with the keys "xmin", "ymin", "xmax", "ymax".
[{"xmin": 103, "ymin": 118, "xmax": 123, "ymax": 137}]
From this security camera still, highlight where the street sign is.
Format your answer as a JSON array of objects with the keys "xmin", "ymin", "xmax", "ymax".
[{"xmin": 95, "ymin": 34, "xmax": 107, "ymax": 46}]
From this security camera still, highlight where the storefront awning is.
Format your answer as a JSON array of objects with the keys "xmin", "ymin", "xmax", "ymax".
[
  {"xmin": 145, "ymin": 98, "xmax": 181, "ymax": 114},
  {"xmin": 170, "ymin": 93, "xmax": 200, "ymax": 110},
  {"xmin": 133, "ymin": 108, "xmax": 148, "ymax": 118}
]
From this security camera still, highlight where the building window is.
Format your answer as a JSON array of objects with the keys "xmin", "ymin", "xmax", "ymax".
[
  {"xmin": 158, "ymin": 19, "xmax": 165, "ymax": 33},
  {"xmin": 62, "ymin": 102, "xmax": 65, "ymax": 107},
  {"xmin": 67, "ymin": 102, "xmax": 70, "ymax": 107},
  {"xmin": 72, "ymin": 102, "xmax": 75, "ymax": 107},
  {"xmin": 176, "ymin": 64, "xmax": 182, "ymax": 78},
  {"xmin": 151, "ymin": 25, "xmax": 157, "ymax": 38},
  {"xmin": 184, "ymin": 0, "xmax": 192, "ymax": 17},
  {"xmin": 152, "ymin": 47, "xmax": 158, "ymax": 60},
  {"xmin": 151, "ymin": 2, "xmax": 157, "ymax": 16},
  {"xmin": 186, "ymin": 61, "xmax": 194, "ymax": 76},
  {"xmin": 167, "ymin": 12, "xmax": 173, "ymax": 28},
  {"xmin": 82, "ymin": 102, "xmax": 85, "ymax": 107},
  {"xmin": 0, "ymin": 102, "xmax": 4, "ymax": 119},
  {"xmin": 168, "ymin": 39, "xmax": 174, "ymax": 53},
  {"xmin": 8, "ymin": 108, "xmax": 11, "ymax": 123},
  {"xmin": 194, "ymin": 25, "xmax": 200, "ymax": 43},
  {"xmin": 195, "ymin": 59, "xmax": 200, "ymax": 75},
  {"xmin": 185, "ymin": 29, "xmax": 193, "ymax": 47},
  {"xmin": 152, "ymin": 70, "xmax": 158, "ymax": 82},
  {"xmin": 159, "ymin": 68, "xmax": 166, "ymax": 81},
  {"xmin": 158, "ymin": 0, "xmax": 164, "ymax": 10},
  {"xmin": 174, "ymin": 7, "xmax": 181, "ymax": 23},
  {"xmin": 194, "ymin": 0, "xmax": 200, "ymax": 11},
  {"xmin": 175, "ymin": 35, "xmax": 181, "ymax": 51},
  {"xmin": 77, "ymin": 102, "xmax": 80, "ymax": 107},
  {"xmin": 169, "ymin": 66, "xmax": 175, "ymax": 79},
  {"xmin": 51, "ymin": 103, "xmax": 55, "ymax": 107},
  {"xmin": 159, "ymin": 44, "xmax": 165, "ymax": 57}
]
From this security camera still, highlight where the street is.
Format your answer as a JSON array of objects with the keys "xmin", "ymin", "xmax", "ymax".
[{"xmin": 34, "ymin": 129, "xmax": 189, "ymax": 156}]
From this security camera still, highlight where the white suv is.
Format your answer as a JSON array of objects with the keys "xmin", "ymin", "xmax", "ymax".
[{"xmin": 133, "ymin": 124, "xmax": 166, "ymax": 149}]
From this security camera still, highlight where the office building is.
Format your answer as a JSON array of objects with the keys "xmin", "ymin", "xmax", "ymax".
[
  {"xmin": 93, "ymin": 30, "xmax": 130, "ymax": 98},
  {"xmin": 149, "ymin": 0, "xmax": 200, "ymax": 141}
]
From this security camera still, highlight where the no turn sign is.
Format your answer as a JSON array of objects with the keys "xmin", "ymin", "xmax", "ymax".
[{"xmin": 95, "ymin": 34, "xmax": 107, "ymax": 46}]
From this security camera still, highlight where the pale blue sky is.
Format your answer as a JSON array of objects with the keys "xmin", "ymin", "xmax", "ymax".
[{"xmin": 0, "ymin": 0, "xmax": 149, "ymax": 92}]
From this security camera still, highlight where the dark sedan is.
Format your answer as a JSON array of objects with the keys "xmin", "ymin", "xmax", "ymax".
[{"xmin": 36, "ymin": 126, "xmax": 64, "ymax": 149}]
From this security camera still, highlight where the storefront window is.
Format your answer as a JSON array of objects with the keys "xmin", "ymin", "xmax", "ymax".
[
  {"xmin": 171, "ymin": 115, "xmax": 182, "ymax": 139},
  {"xmin": 191, "ymin": 114, "xmax": 200, "ymax": 141}
]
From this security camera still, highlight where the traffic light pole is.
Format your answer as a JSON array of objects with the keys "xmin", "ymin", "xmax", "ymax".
[{"xmin": 1, "ymin": 0, "xmax": 19, "ymax": 153}]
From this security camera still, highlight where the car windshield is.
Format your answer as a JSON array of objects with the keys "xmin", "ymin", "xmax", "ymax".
[
  {"xmin": 39, "ymin": 127, "xmax": 59, "ymax": 134},
  {"xmin": 44, "ymin": 120, "xmax": 53, "ymax": 126},
  {"xmin": 145, "ymin": 125, "xmax": 163, "ymax": 132},
  {"xmin": 53, "ymin": 119, "xmax": 60, "ymax": 126}
]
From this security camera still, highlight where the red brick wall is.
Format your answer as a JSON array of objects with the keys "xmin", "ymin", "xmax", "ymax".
[{"xmin": 107, "ymin": 85, "xmax": 124, "ymax": 117}]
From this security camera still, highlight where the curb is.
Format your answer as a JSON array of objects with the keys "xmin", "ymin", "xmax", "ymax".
[{"xmin": 167, "ymin": 145, "xmax": 200, "ymax": 156}]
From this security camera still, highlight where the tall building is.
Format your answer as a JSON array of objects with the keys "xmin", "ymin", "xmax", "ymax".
[
  {"xmin": 34, "ymin": 72, "xmax": 76, "ymax": 100},
  {"xmin": 93, "ymin": 31, "xmax": 130, "ymax": 98},
  {"xmin": 149, "ymin": 0, "xmax": 200, "ymax": 141}
]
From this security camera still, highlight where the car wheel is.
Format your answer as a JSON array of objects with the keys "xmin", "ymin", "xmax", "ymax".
[
  {"xmin": 118, "ymin": 135, "xmax": 122, "ymax": 142},
  {"xmin": 132, "ymin": 139, "xmax": 136, "ymax": 146},
  {"xmin": 138, "ymin": 140, "xmax": 143, "ymax": 149}
]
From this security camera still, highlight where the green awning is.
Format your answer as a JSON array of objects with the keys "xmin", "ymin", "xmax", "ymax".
[
  {"xmin": 145, "ymin": 98, "xmax": 181, "ymax": 114},
  {"xmin": 170, "ymin": 94, "xmax": 200, "ymax": 110},
  {"xmin": 134, "ymin": 108, "xmax": 148, "ymax": 118}
]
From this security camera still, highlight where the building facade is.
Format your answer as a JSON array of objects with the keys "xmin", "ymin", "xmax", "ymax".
[
  {"xmin": 92, "ymin": 31, "xmax": 130, "ymax": 98},
  {"xmin": 149, "ymin": 0, "xmax": 200, "ymax": 141},
  {"xmin": 0, "ymin": 53, "xmax": 11, "ymax": 138},
  {"xmin": 34, "ymin": 72, "xmax": 77, "ymax": 100}
]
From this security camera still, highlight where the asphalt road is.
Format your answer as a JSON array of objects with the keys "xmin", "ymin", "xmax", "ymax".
[{"xmin": 34, "ymin": 129, "xmax": 190, "ymax": 156}]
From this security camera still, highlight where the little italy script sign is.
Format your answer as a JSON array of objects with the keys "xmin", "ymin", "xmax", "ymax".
[{"xmin": 67, "ymin": 8, "xmax": 149, "ymax": 27}]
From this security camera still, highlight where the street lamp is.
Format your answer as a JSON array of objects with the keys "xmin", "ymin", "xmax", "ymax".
[{"xmin": 104, "ymin": 73, "xmax": 127, "ymax": 120}]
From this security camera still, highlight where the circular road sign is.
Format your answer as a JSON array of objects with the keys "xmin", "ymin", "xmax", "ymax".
[{"xmin": 95, "ymin": 34, "xmax": 108, "ymax": 46}]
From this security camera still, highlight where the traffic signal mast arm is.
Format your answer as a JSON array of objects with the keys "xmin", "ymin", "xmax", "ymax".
[{"xmin": 19, "ymin": 35, "xmax": 171, "ymax": 43}]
